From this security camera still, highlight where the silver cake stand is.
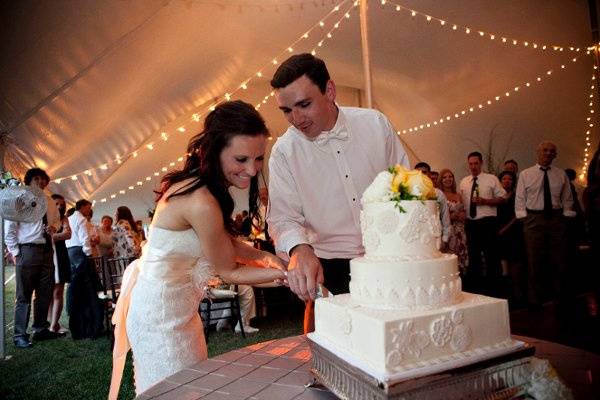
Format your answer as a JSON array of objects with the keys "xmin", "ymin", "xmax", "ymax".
[{"xmin": 308, "ymin": 338, "xmax": 536, "ymax": 400}]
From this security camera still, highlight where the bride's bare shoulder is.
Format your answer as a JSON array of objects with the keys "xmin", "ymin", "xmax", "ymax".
[{"xmin": 154, "ymin": 180, "xmax": 220, "ymax": 228}]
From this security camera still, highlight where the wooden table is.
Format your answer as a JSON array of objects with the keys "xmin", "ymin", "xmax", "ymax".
[{"xmin": 137, "ymin": 335, "xmax": 600, "ymax": 400}]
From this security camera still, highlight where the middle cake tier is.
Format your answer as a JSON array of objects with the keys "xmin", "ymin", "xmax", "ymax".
[{"xmin": 349, "ymin": 254, "xmax": 461, "ymax": 310}]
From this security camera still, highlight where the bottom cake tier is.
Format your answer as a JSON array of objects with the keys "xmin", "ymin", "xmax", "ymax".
[{"xmin": 310, "ymin": 292, "xmax": 520, "ymax": 381}]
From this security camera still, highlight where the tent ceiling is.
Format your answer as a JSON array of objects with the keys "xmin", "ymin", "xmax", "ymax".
[{"xmin": 1, "ymin": 0, "xmax": 595, "ymax": 219}]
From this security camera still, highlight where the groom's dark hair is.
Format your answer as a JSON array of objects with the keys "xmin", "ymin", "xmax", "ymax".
[{"xmin": 271, "ymin": 53, "xmax": 330, "ymax": 93}]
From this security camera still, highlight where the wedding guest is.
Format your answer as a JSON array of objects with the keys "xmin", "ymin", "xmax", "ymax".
[
  {"xmin": 65, "ymin": 199, "xmax": 104, "ymax": 339},
  {"xmin": 584, "ymin": 145, "xmax": 600, "ymax": 298},
  {"xmin": 414, "ymin": 162, "xmax": 451, "ymax": 251},
  {"xmin": 135, "ymin": 220, "xmax": 147, "ymax": 242},
  {"xmin": 112, "ymin": 206, "xmax": 142, "ymax": 259},
  {"xmin": 85, "ymin": 209, "xmax": 100, "ymax": 257},
  {"xmin": 97, "ymin": 215, "xmax": 114, "ymax": 258},
  {"xmin": 515, "ymin": 141, "xmax": 575, "ymax": 310},
  {"xmin": 430, "ymin": 171, "xmax": 440, "ymax": 188},
  {"xmin": 503, "ymin": 159, "xmax": 519, "ymax": 175},
  {"xmin": 216, "ymin": 284, "xmax": 260, "ymax": 334},
  {"xmin": 458, "ymin": 151, "xmax": 506, "ymax": 296},
  {"xmin": 109, "ymin": 100, "xmax": 285, "ymax": 398},
  {"xmin": 240, "ymin": 210, "xmax": 251, "ymax": 237},
  {"xmin": 267, "ymin": 53, "xmax": 409, "ymax": 332},
  {"xmin": 496, "ymin": 171, "xmax": 526, "ymax": 304},
  {"xmin": 438, "ymin": 169, "xmax": 468, "ymax": 273},
  {"xmin": 49, "ymin": 194, "xmax": 72, "ymax": 334},
  {"xmin": 4, "ymin": 168, "xmax": 62, "ymax": 348},
  {"xmin": 565, "ymin": 168, "xmax": 586, "ymax": 243}
]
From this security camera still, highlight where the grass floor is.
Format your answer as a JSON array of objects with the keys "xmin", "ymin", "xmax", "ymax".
[{"xmin": 0, "ymin": 266, "xmax": 303, "ymax": 400}]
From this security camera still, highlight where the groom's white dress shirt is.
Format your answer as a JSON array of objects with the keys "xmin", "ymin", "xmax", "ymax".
[{"xmin": 268, "ymin": 106, "xmax": 409, "ymax": 259}]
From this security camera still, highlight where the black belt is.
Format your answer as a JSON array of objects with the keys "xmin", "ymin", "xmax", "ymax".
[
  {"xmin": 20, "ymin": 243, "xmax": 46, "ymax": 248},
  {"xmin": 526, "ymin": 208, "xmax": 562, "ymax": 215}
]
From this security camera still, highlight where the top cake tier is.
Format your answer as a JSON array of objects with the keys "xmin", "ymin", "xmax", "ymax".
[{"xmin": 360, "ymin": 200, "xmax": 442, "ymax": 260}]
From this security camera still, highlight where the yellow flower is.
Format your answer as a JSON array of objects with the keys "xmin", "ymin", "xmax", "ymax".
[
  {"xmin": 391, "ymin": 164, "xmax": 409, "ymax": 192},
  {"xmin": 406, "ymin": 171, "xmax": 436, "ymax": 199}
]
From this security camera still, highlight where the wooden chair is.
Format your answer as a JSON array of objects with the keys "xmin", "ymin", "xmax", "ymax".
[{"xmin": 198, "ymin": 285, "xmax": 245, "ymax": 342}]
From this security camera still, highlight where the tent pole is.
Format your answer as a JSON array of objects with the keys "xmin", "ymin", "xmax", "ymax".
[{"xmin": 359, "ymin": 0, "xmax": 373, "ymax": 109}]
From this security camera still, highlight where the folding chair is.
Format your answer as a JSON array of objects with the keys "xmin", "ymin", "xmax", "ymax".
[
  {"xmin": 89, "ymin": 256, "xmax": 112, "ymax": 337},
  {"xmin": 105, "ymin": 257, "xmax": 136, "ymax": 304},
  {"xmin": 103, "ymin": 257, "xmax": 135, "ymax": 347},
  {"xmin": 199, "ymin": 285, "xmax": 245, "ymax": 342}
]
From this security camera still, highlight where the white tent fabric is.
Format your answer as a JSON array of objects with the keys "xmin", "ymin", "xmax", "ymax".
[{"xmin": 1, "ymin": 0, "xmax": 595, "ymax": 220}]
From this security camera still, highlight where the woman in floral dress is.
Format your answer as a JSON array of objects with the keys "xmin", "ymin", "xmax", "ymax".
[
  {"xmin": 438, "ymin": 169, "xmax": 468, "ymax": 273},
  {"xmin": 112, "ymin": 206, "xmax": 142, "ymax": 259}
]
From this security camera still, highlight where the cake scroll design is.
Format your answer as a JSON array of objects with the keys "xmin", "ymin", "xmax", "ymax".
[
  {"xmin": 386, "ymin": 321, "xmax": 430, "ymax": 367},
  {"xmin": 375, "ymin": 209, "xmax": 399, "ymax": 234},
  {"xmin": 430, "ymin": 316, "xmax": 452, "ymax": 346}
]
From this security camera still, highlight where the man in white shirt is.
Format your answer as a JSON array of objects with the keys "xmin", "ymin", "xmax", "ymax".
[
  {"xmin": 458, "ymin": 152, "xmax": 506, "ymax": 296},
  {"xmin": 414, "ymin": 162, "xmax": 451, "ymax": 251},
  {"xmin": 267, "ymin": 53, "xmax": 409, "ymax": 332},
  {"xmin": 515, "ymin": 141, "xmax": 574, "ymax": 309},
  {"xmin": 65, "ymin": 199, "xmax": 93, "ymax": 270},
  {"xmin": 4, "ymin": 168, "xmax": 62, "ymax": 348}
]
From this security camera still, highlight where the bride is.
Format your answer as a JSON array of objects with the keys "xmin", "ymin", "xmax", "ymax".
[{"xmin": 109, "ymin": 100, "xmax": 286, "ymax": 399}]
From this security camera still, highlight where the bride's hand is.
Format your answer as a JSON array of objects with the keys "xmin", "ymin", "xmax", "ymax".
[{"xmin": 265, "ymin": 253, "xmax": 288, "ymax": 272}]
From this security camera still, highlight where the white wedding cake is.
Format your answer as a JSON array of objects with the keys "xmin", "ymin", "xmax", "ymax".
[{"xmin": 309, "ymin": 166, "xmax": 521, "ymax": 382}]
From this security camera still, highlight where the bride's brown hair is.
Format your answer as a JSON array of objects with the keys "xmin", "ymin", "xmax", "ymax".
[{"xmin": 155, "ymin": 100, "xmax": 269, "ymax": 234}]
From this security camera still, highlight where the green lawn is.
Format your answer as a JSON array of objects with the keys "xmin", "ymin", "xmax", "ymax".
[{"xmin": 0, "ymin": 266, "xmax": 303, "ymax": 400}]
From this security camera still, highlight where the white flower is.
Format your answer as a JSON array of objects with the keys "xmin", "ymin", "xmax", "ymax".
[{"xmin": 361, "ymin": 171, "xmax": 393, "ymax": 204}]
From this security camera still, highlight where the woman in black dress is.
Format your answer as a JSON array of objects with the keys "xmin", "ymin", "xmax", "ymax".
[
  {"xmin": 50, "ymin": 194, "xmax": 72, "ymax": 334},
  {"xmin": 496, "ymin": 171, "xmax": 526, "ymax": 305}
]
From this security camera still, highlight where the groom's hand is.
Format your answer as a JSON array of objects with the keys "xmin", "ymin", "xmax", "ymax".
[{"xmin": 288, "ymin": 244, "xmax": 324, "ymax": 301}]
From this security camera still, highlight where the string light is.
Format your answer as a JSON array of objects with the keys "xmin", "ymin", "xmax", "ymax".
[
  {"xmin": 57, "ymin": 0, "xmax": 354, "ymax": 188},
  {"xmin": 384, "ymin": 0, "xmax": 583, "ymax": 53},
  {"xmin": 398, "ymin": 56, "xmax": 580, "ymax": 135},
  {"xmin": 579, "ymin": 65, "xmax": 598, "ymax": 182}
]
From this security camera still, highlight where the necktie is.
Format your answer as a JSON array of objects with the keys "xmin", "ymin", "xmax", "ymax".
[
  {"xmin": 313, "ymin": 127, "xmax": 348, "ymax": 146},
  {"xmin": 541, "ymin": 167, "xmax": 552, "ymax": 216},
  {"xmin": 469, "ymin": 176, "xmax": 478, "ymax": 219}
]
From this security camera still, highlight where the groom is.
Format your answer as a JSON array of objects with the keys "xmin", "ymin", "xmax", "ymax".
[{"xmin": 267, "ymin": 53, "xmax": 409, "ymax": 332}]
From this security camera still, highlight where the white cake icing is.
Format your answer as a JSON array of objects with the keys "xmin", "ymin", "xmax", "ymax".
[
  {"xmin": 360, "ymin": 200, "xmax": 442, "ymax": 260},
  {"xmin": 353, "ymin": 199, "xmax": 460, "ymax": 310},
  {"xmin": 350, "ymin": 255, "xmax": 461, "ymax": 310},
  {"xmin": 311, "ymin": 293, "xmax": 515, "ymax": 376},
  {"xmin": 310, "ymin": 168, "xmax": 516, "ymax": 380}
]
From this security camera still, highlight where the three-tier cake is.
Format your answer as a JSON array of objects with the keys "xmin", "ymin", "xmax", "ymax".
[{"xmin": 308, "ymin": 167, "xmax": 523, "ymax": 385}]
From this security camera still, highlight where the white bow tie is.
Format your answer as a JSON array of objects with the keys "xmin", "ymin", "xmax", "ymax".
[{"xmin": 313, "ymin": 128, "xmax": 348, "ymax": 146}]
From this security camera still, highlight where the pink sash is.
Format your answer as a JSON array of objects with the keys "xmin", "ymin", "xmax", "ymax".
[{"xmin": 108, "ymin": 259, "xmax": 140, "ymax": 400}]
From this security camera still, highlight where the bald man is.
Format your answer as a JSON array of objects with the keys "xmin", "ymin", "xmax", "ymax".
[{"xmin": 515, "ymin": 141, "xmax": 575, "ymax": 310}]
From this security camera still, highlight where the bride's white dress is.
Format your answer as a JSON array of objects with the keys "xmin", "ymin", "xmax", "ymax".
[{"xmin": 109, "ymin": 226, "xmax": 214, "ymax": 398}]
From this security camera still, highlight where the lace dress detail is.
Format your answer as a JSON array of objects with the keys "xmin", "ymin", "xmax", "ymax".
[
  {"xmin": 125, "ymin": 226, "xmax": 214, "ymax": 395},
  {"xmin": 447, "ymin": 200, "xmax": 468, "ymax": 273}
]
